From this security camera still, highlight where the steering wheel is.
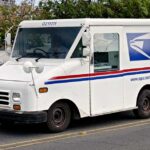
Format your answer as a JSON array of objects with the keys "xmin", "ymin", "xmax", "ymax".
[{"xmin": 33, "ymin": 48, "xmax": 49, "ymax": 57}]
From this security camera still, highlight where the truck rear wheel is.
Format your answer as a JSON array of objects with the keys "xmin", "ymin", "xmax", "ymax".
[
  {"xmin": 47, "ymin": 102, "xmax": 71, "ymax": 132},
  {"xmin": 134, "ymin": 89, "xmax": 150, "ymax": 118}
]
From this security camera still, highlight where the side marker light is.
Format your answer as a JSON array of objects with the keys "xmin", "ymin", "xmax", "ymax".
[{"xmin": 39, "ymin": 87, "xmax": 48, "ymax": 93}]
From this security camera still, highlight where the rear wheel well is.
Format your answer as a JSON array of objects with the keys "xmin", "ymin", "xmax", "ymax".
[
  {"xmin": 137, "ymin": 85, "xmax": 150, "ymax": 105},
  {"xmin": 49, "ymin": 99, "xmax": 80, "ymax": 120}
]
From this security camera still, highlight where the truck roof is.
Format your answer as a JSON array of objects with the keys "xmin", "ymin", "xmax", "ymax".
[{"xmin": 20, "ymin": 18, "xmax": 150, "ymax": 28}]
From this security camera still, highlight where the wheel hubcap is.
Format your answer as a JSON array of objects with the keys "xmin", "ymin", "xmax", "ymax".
[
  {"xmin": 53, "ymin": 107, "xmax": 65, "ymax": 126},
  {"xmin": 142, "ymin": 97, "xmax": 150, "ymax": 111}
]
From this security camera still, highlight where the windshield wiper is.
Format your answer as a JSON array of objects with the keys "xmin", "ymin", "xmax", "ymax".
[
  {"xmin": 35, "ymin": 57, "xmax": 42, "ymax": 62},
  {"xmin": 16, "ymin": 56, "xmax": 25, "ymax": 61}
]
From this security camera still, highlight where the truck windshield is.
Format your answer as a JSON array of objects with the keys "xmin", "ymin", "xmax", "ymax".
[{"xmin": 12, "ymin": 27, "xmax": 81, "ymax": 59}]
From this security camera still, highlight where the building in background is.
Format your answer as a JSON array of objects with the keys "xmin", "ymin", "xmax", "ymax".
[{"xmin": 0, "ymin": 0, "xmax": 15, "ymax": 6}]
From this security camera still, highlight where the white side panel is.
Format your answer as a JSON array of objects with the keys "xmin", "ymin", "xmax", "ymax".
[
  {"xmin": 123, "ymin": 26, "xmax": 150, "ymax": 109},
  {"xmin": 37, "ymin": 59, "xmax": 90, "ymax": 118},
  {"xmin": 90, "ymin": 26, "xmax": 124, "ymax": 115},
  {"xmin": 124, "ymin": 75, "xmax": 150, "ymax": 109},
  {"xmin": 91, "ymin": 77, "xmax": 123, "ymax": 114}
]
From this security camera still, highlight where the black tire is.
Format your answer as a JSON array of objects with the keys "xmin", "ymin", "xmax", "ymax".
[
  {"xmin": 47, "ymin": 102, "xmax": 71, "ymax": 132},
  {"xmin": 134, "ymin": 89, "xmax": 150, "ymax": 119}
]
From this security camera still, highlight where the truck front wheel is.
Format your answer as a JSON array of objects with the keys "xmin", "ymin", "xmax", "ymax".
[
  {"xmin": 134, "ymin": 89, "xmax": 150, "ymax": 118},
  {"xmin": 47, "ymin": 102, "xmax": 71, "ymax": 132}
]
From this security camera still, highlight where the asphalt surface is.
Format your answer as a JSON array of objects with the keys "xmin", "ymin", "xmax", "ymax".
[{"xmin": 0, "ymin": 111, "xmax": 150, "ymax": 150}]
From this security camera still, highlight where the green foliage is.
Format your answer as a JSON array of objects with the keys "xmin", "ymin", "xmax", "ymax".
[
  {"xmin": 39, "ymin": 0, "xmax": 150, "ymax": 19},
  {"xmin": 0, "ymin": 1, "xmax": 40, "ymax": 48},
  {"xmin": 1, "ymin": 0, "xmax": 150, "ymax": 48}
]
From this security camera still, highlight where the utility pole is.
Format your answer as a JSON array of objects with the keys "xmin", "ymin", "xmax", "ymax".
[
  {"xmin": 30, "ymin": 0, "xmax": 35, "ymax": 20},
  {"xmin": 31, "ymin": 0, "xmax": 35, "ymax": 9}
]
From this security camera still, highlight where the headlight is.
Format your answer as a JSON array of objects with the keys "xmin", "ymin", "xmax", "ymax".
[{"xmin": 12, "ymin": 93, "xmax": 21, "ymax": 102}]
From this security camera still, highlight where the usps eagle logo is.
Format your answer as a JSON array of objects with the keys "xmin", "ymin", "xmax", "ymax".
[{"xmin": 127, "ymin": 33, "xmax": 150, "ymax": 61}]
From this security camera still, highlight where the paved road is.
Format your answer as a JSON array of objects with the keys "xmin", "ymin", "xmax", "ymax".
[{"xmin": 0, "ymin": 111, "xmax": 150, "ymax": 150}]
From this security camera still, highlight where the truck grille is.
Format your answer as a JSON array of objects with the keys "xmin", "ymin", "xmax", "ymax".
[{"xmin": 0, "ymin": 91, "xmax": 9, "ymax": 105}]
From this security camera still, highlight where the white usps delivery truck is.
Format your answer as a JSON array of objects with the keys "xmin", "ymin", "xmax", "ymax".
[{"xmin": 0, "ymin": 19, "xmax": 150, "ymax": 132}]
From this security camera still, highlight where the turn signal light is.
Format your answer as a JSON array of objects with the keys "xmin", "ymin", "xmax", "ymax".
[
  {"xmin": 13, "ymin": 104, "xmax": 21, "ymax": 111},
  {"xmin": 39, "ymin": 87, "xmax": 48, "ymax": 93}
]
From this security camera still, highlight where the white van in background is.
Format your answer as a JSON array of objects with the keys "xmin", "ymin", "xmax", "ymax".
[
  {"xmin": 0, "ymin": 19, "xmax": 150, "ymax": 132},
  {"xmin": 0, "ymin": 50, "xmax": 9, "ymax": 65},
  {"xmin": 0, "ymin": 27, "xmax": 14, "ymax": 65}
]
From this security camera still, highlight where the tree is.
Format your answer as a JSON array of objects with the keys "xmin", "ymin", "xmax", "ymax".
[
  {"xmin": 39, "ymin": 0, "xmax": 150, "ymax": 19},
  {"xmin": 0, "ymin": 0, "xmax": 40, "ymax": 48},
  {"xmin": 1, "ymin": 0, "xmax": 150, "ymax": 48}
]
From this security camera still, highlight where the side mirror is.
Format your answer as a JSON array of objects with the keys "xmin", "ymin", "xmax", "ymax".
[
  {"xmin": 83, "ymin": 47, "xmax": 90, "ymax": 57},
  {"xmin": 5, "ymin": 33, "xmax": 12, "ymax": 54},
  {"xmin": 82, "ymin": 31, "xmax": 91, "ymax": 47}
]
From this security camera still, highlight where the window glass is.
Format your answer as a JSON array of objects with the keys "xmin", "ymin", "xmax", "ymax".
[
  {"xmin": 13, "ymin": 27, "xmax": 81, "ymax": 59},
  {"xmin": 71, "ymin": 39, "xmax": 84, "ymax": 58},
  {"xmin": 94, "ymin": 33, "xmax": 119, "ymax": 72}
]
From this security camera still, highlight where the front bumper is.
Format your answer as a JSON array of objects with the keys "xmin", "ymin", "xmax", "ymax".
[{"xmin": 0, "ymin": 109, "xmax": 47, "ymax": 124}]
